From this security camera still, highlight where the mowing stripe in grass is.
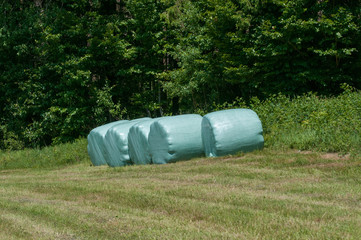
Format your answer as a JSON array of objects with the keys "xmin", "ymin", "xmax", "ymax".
[{"xmin": 1, "ymin": 150, "xmax": 360, "ymax": 239}]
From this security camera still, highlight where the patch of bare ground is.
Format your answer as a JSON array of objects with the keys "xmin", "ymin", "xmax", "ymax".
[
  {"xmin": 321, "ymin": 153, "xmax": 350, "ymax": 160},
  {"xmin": 300, "ymin": 152, "xmax": 356, "ymax": 169},
  {"xmin": 297, "ymin": 150, "xmax": 314, "ymax": 155},
  {"xmin": 305, "ymin": 162, "xmax": 346, "ymax": 169},
  {"xmin": 295, "ymin": 150, "xmax": 350, "ymax": 160},
  {"xmin": 306, "ymin": 161, "xmax": 361, "ymax": 170}
]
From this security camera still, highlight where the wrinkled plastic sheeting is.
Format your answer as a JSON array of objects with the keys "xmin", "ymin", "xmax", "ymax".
[
  {"xmin": 104, "ymin": 118, "xmax": 151, "ymax": 167},
  {"xmin": 87, "ymin": 120, "xmax": 129, "ymax": 166},
  {"xmin": 128, "ymin": 119, "xmax": 159, "ymax": 165},
  {"xmin": 149, "ymin": 114, "xmax": 204, "ymax": 164},
  {"xmin": 202, "ymin": 109, "xmax": 264, "ymax": 157}
]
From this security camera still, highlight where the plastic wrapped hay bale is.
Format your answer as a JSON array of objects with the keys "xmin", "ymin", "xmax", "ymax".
[
  {"xmin": 148, "ymin": 114, "xmax": 204, "ymax": 164},
  {"xmin": 128, "ymin": 118, "xmax": 159, "ymax": 165},
  {"xmin": 87, "ymin": 120, "xmax": 129, "ymax": 166},
  {"xmin": 104, "ymin": 118, "xmax": 151, "ymax": 167},
  {"xmin": 202, "ymin": 109, "xmax": 264, "ymax": 157}
]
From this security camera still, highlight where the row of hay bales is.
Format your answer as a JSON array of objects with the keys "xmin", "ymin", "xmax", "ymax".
[{"xmin": 87, "ymin": 109, "xmax": 264, "ymax": 167}]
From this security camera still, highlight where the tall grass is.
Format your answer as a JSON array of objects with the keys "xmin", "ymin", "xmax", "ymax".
[
  {"xmin": 252, "ymin": 86, "xmax": 361, "ymax": 154},
  {"xmin": 0, "ymin": 138, "xmax": 89, "ymax": 170},
  {"xmin": 207, "ymin": 85, "xmax": 361, "ymax": 155}
]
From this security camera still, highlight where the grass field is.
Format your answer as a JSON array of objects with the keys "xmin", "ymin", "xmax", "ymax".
[
  {"xmin": 1, "ymin": 87, "xmax": 359, "ymax": 239},
  {"xmin": 1, "ymin": 148, "xmax": 360, "ymax": 239}
]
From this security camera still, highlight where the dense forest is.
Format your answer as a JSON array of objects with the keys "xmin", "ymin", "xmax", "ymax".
[{"xmin": 0, "ymin": 0, "xmax": 360, "ymax": 149}]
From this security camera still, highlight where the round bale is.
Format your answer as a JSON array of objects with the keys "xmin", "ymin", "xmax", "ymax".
[
  {"xmin": 128, "ymin": 119, "xmax": 159, "ymax": 165},
  {"xmin": 104, "ymin": 118, "xmax": 151, "ymax": 167},
  {"xmin": 148, "ymin": 114, "xmax": 204, "ymax": 164},
  {"xmin": 87, "ymin": 120, "xmax": 129, "ymax": 166},
  {"xmin": 202, "ymin": 109, "xmax": 264, "ymax": 157}
]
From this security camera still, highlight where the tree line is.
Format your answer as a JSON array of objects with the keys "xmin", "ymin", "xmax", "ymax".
[{"xmin": 0, "ymin": 0, "xmax": 360, "ymax": 149}]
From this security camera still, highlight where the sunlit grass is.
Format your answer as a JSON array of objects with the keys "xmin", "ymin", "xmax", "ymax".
[
  {"xmin": 1, "ymin": 149, "xmax": 360, "ymax": 239},
  {"xmin": 0, "ymin": 138, "xmax": 89, "ymax": 170}
]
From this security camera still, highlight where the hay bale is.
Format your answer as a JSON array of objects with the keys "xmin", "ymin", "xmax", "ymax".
[
  {"xmin": 128, "ymin": 119, "xmax": 159, "ymax": 165},
  {"xmin": 148, "ymin": 114, "xmax": 204, "ymax": 164},
  {"xmin": 87, "ymin": 120, "xmax": 129, "ymax": 166},
  {"xmin": 104, "ymin": 118, "xmax": 151, "ymax": 167},
  {"xmin": 202, "ymin": 109, "xmax": 264, "ymax": 157}
]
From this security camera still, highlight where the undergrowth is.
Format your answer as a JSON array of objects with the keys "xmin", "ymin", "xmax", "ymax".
[
  {"xmin": 209, "ymin": 84, "xmax": 361, "ymax": 155},
  {"xmin": 255, "ymin": 86, "xmax": 360, "ymax": 154},
  {"xmin": 1, "ymin": 86, "xmax": 360, "ymax": 170}
]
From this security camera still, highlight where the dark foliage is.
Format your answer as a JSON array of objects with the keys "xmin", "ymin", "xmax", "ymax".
[{"xmin": 0, "ymin": 0, "xmax": 360, "ymax": 149}]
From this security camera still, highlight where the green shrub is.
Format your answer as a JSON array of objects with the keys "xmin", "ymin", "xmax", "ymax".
[
  {"xmin": 253, "ymin": 87, "xmax": 361, "ymax": 154},
  {"xmin": 0, "ymin": 125, "xmax": 25, "ymax": 151}
]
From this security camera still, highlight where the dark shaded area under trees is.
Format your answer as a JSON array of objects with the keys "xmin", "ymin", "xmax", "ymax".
[{"xmin": 0, "ymin": 0, "xmax": 360, "ymax": 149}]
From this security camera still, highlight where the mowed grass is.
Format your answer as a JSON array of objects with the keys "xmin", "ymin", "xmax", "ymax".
[{"xmin": 1, "ymin": 149, "xmax": 360, "ymax": 239}]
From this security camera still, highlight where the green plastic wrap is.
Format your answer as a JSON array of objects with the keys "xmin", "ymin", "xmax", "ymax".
[
  {"xmin": 128, "ymin": 119, "xmax": 159, "ymax": 165},
  {"xmin": 87, "ymin": 120, "xmax": 129, "ymax": 166},
  {"xmin": 202, "ymin": 109, "xmax": 264, "ymax": 157},
  {"xmin": 104, "ymin": 118, "xmax": 151, "ymax": 167},
  {"xmin": 148, "ymin": 114, "xmax": 204, "ymax": 164}
]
